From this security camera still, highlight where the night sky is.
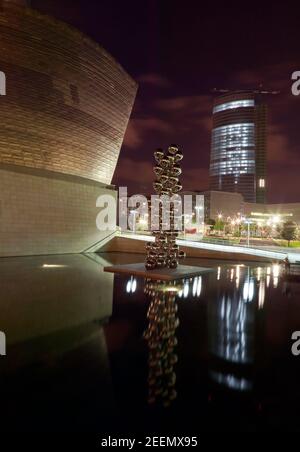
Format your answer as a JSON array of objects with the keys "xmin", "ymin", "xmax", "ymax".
[{"xmin": 33, "ymin": 0, "xmax": 300, "ymax": 203}]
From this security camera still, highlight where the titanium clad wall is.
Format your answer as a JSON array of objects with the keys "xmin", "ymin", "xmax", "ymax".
[{"xmin": 0, "ymin": 2, "xmax": 137, "ymax": 185}]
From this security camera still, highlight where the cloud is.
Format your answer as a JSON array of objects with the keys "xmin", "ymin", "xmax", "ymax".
[
  {"xmin": 113, "ymin": 157, "xmax": 208, "ymax": 195},
  {"xmin": 267, "ymin": 125, "xmax": 290, "ymax": 163},
  {"xmin": 198, "ymin": 116, "xmax": 212, "ymax": 132},
  {"xmin": 232, "ymin": 61, "xmax": 298, "ymax": 92},
  {"xmin": 268, "ymin": 166, "xmax": 300, "ymax": 203},
  {"xmin": 113, "ymin": 157, "xmax": 154, "ymax": 186},
  {"xmin": 183, "ymin": 167, "xmax": 209, "ymax": 191},
  {"xmin": 154, "ymin": 95, "xmax": 211, "ymax": 116},
  {"xmin": 137, "ymin": 73, "xmax": 171, "ymax": 88},
  {"xmin": 123, "ymin": 117, "xmax": 172, "ymax": 149},
  {"xmin": 118, "ymin": 64, "xmax": 300, "ymax": 202},
  {"xmin": 122, "ymin": 93, "xmax": 212, "ymax": 153}
]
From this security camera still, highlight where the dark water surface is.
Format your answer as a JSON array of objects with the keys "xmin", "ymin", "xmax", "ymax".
[{"xmin": 1, "ymin": 252, "xmax": 300, "ymax": 432}]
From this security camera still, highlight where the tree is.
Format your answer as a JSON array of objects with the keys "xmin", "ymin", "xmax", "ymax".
[
  {"xmin": 214, "ymin": 218, "xmax": 225, "ymax": 232},
  {"xmin": 281, "ymin": 221, "xmax": 298, "ymax": 246}
]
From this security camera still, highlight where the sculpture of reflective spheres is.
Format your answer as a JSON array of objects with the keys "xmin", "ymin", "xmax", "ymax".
[{"xmin": 145, "ymin": 144, "xmax": 186, "ymax": 270}]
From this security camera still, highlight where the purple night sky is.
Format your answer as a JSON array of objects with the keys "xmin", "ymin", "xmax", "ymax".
[{"xmin": 33, "ymin": 0, "xmax": 300, "ymax": 202}]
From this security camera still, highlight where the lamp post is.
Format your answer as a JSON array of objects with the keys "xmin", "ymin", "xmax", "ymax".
[
  {"xmin": 131, "ymin": 209, "xmax": 138, "ymax": 234},
  {"xmin": 195, "ymin": 205, "xmax": 203, "ymax": 234},
  {"xmin": 247, "ymin": 221, "xmax": 250, "ymax": 247},
  {"xmin": 244, "ymin": 219, "xmax": 252, "ymax": 247},
  {"xmin": 235, "ymin": 218, "xmax": 241, "ymax": 237}
]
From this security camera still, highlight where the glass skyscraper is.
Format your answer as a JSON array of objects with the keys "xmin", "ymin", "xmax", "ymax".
[{"xmin": 209, "ymin": 91, "xmax": 267, "ymax": 203}]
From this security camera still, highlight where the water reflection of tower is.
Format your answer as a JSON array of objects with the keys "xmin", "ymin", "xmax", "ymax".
[
  {"xmin": 208, "ymin": 265, "xmax": 256, "ymax": 391},
  {"xmin": 143, "ymin": 279, "xmax": 181, "ymax": 407}
]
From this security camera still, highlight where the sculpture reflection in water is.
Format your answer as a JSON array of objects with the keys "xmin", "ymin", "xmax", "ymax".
[
  {"xmin": 130, "ymin": 264, "xmax": 280, "ymax": 395},
  {"xmin": 143, "ymin": 279, "xmax": 181, "ymax": 407}
]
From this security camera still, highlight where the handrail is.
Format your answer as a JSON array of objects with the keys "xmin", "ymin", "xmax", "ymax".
[
  {"xmin": 120, "ymin": 232, "xmax": 289, "ymax": 261},
  {"xmin": 120, "ymin": 230, "xmax": 287, "ymax": 251},
  {"xmin": 82, "ymin": 230, "xmax": 117, "ymax": 253}
]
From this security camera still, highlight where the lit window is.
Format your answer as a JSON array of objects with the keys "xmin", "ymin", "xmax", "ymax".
[
  {"xmin": 210, "ymin": 123, "xmax": 255, "ymax": 176},
  {"xmin": 213, "ymin": 99, "xmax": 255, "ymax": 114},
  {"xmin": 258, "ymin": 178, "xmax": 265, "ymax": 188}
]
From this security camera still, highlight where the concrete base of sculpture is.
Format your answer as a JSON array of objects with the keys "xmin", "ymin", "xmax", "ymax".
[{"xmin": 103, "ymin": 263, "xmax": 212, "ymax": 281}]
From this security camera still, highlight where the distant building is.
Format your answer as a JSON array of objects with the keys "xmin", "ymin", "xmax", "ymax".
[
  {"xmin": 244, "ymin": 202, "xmax": 300, "ymax": 224},
  {"xmin": 209, "ymin": 91, "xmax": 267, "ymax": 203},
  {"xmin": 203, "ymin": 190, "xmax": 300, "ymax": 225},
  {"xmin": 203, "ymin": 190, "xmax": 244, "ymax": 222}
]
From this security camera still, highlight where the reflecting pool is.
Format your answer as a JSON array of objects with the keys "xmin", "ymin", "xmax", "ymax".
[{"xmin": 0, "ymin": 253, "xmax": 300, "ymax": 432}]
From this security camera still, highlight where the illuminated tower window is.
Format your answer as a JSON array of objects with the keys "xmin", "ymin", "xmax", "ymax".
[{"xmin": 213, "ymin": 99, "xmax": 255, "ymax": 114}]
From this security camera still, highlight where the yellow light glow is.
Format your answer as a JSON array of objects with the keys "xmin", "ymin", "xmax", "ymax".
[
  {"xmin": 163, "ymin": 286, "xmax": 180, "ymax": 293},
  {"xmin": 42, "ymin": 264, "xmax": 67, "ymax": 268},
  {"xmin": 139, "ymin": 218, "xmax": 148, "ymax": 226}
]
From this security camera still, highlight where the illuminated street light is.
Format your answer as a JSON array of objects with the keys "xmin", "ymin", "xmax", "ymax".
[
  {"xmin": 244, "ymin": 218, "xmax": 253, "ymax": 247},
  {"xmin": 131, "ymin": 209, "xmax": 138, "ymax": 233},
  {"xmin": 195, "ymin": 205, "xmax": 204, "ymax": 234},
  {"xmin": 272, "ymin": 215, "xmax": 280, "ymax": 224}
]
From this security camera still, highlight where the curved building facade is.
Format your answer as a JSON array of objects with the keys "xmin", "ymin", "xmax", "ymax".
[
  {"xmin": 0, "ymin": 1, "xmax": 137, "ymax": 185},
  {"xmin": 0, "ymin": 1, "xmax": 137, "ymax": 257},
  {"xmin": 209, "ymin": 91, "xmax": 267, "ymax": 203}
]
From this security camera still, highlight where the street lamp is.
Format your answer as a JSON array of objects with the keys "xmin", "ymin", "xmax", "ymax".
[
  {"xmin": 272, "ymin": 215, "xmax": 280, "ymax": 224},
  {"xmin": 195, "ymin": 205, "xmax": 203, "ymax": 234},
  {"xmin": 244, "ymin": 219, "xmax": 252, "ymax": 247},
  {"xmin": 131, "ymin": 209, "xmax": 138, "ymax": 234},
  {"xmin": 216, "ymin": 213, "xmax": 223, "ymax": 236}
]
